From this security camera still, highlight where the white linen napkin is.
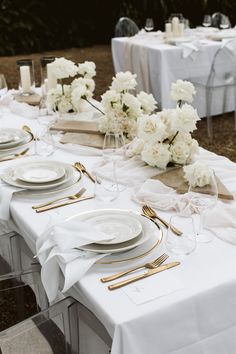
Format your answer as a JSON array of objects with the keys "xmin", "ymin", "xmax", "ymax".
[
  {"xmin": 0, "ymin": 91, "xmax": 39, "ymax": 119},
  {"xmin": 36, "ymin": 219, "xmax": 113, "ymax": 302},
  {"xmin": 0, "ymin": 183, "xmax": 23, "ymax": 220},
  {"xmin": 204, "ymin": 204, "xmax": 236, "ymax": 245},
  {"xmin": 176, "ymin": 41, "xmax": 201, "ymax": 60}
]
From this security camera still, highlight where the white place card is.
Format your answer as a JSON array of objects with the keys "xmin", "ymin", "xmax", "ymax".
[{"xmin": 122, "ymin": 271, "xmax": 183, "ymax": 305}]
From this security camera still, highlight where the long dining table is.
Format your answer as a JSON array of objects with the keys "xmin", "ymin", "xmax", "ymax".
[
  {"xmin": 112, "ymin": 28, "xmax": 236, "ymax": 118},
  {"xmin": 1, "ymin": 106, "xmax": 236, "ymax": 354}
]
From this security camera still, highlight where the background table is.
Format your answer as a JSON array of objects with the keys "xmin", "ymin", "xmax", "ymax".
[
  {"xmin": 112, "ymin": 34, "xmax": 236, "ymax": 118},
  {"xmin": 1, "ymin": 109, "xmax": 236, "ymax": 354}
]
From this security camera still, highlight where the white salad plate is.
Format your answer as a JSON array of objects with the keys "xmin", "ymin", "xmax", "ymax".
[
  {"xmin": 67, "ymin": 209, "xmax": 153, "ymax": 254},
  {"xmin": 87, "ymin": 214, "xmax": 142, "ymax": 245},
  {"xmin": 0, "ymin": 128, "xmax": 30, "ymax": 149},
  {"xmin": 15, "ymin": 161, "xmax": 65, "ymax": 184},
  {"xmin": 1, "ymin": 161, "xmax": 75, "ymax": 190}
]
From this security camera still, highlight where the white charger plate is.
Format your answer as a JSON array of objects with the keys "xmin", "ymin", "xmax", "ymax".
[
  {"xmin": 2, "ymin": 161, "xmax": 75, "ymax": 190},
  {"xmin": 88, "ymin": 214, "xmax": 142, "ymax": 245},
  {"xmin": 0, "ymin": 129, "xmax": 30, "ymax": 149},
  {"xmin": 67, "ymin": 210, "xmax": 152, "ymax": 254},
  {"xmin": 15, "ymin": 161, "xmax": 65, "ymax": 184}
]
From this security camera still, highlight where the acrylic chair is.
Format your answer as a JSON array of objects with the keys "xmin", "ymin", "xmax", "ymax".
[
  {"xmin": 190, "ymin": 41, "xmax": 236, "ymax": 139},
  {"xmin": 115, "ymin": 17, "xmax": 139, "ymax": 37},
  {"xmin": 211, "ymin": 13, "xmax": 231, "ymax": 29}
]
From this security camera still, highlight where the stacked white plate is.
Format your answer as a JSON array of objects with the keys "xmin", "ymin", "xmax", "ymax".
[
  {"xmin": 0, "ymin": 128, "xmax": 33, "ymax": 155},
  {"xmin": 67, "ymin": 209, "xmax": 157, "ymax": 254},
  {"xmin": 1, "ymin": 160, "xmax": 81, "ymax": 194}
]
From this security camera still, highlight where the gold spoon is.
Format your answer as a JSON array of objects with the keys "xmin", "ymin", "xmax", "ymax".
[
  {"xmin": 32, "ymin": 187, "xmax": 86, "ymax": 210},
  {"xmin": 74, "ymin": 162, "xmax": 96, "ymax": 183},
  {"xmin": 22, "ymin": 125, "xmax": 35, "ymax": 140}
]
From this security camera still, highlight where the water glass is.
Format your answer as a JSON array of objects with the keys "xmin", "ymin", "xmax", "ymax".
[
  {"xmin": 0, "ymin": 74, "xmax": 8, "ymax": 96},
  {"xmin": 202, "ymin": 15, "xmax": 212, "ymax": 27},
  {"xmin": 93, "ymin": 160, "xmax": 119, "ymax": 203},
  {"xmin": 35, "ymin": 126, "xmax": 55, "ymax": 157},
  {"xmin": 102, "ymin": 131, "xmax": 126, "ymax": 161},
  {"xmin": 165, "ymin": 215, "xmax": 196, "ymax": 257}
]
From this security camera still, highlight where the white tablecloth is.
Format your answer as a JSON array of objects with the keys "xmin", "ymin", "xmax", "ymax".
[
  {"xmin": 1, "ymin": 108, "xmax": 236, "ymax": 354},
  {"xmin": 112, "ymin": 32, "xmax": 236, "ymax": 118}
]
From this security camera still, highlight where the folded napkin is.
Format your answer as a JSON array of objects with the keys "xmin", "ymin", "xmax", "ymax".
[
  {"xmin": 0, "ymin": 183, "xmax": 23, "ymax": 220},
  {"xmin": 204, "ymin": 204, "xmax": 236, "ymax": 245},
  {"xmin": 177, "ymin": 41, "xmax": 201, "ymax": 60},
  {"xmin": 0, "ymin": 91, "xmax": 39, "ymax": 119},
  {"xmin": 36, "ymin": 219, "xmax": 113, "ymax": 302}
]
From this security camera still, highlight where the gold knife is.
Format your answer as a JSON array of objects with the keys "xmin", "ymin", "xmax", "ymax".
[
  {"xmin": 35, "ymin": 195, "xmax": 94, "ymax": 213},
  {"xmin": 0, "ymin": 148, "xmax": 30, "ymax": 162},
  {"xmin": 108, "ymin": 261, "xmax": 180, "ymax": 290}
]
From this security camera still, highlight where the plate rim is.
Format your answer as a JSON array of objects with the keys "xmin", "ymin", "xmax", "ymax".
[{"xmin": 0, "ymin": 128, "xmax": 30, "ymax": 149}]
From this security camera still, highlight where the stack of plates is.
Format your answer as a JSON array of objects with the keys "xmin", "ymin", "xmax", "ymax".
[
  {"xmin": 0, "ymin": 128, "xmax": 33, "ymax": 155},
  {"xmin": 67, "ymin": 209, "xmax": 158, "ymax": 254},
  {"xmin": 1, "ymin": 160, "xmax": 81, "ymax": 194}
]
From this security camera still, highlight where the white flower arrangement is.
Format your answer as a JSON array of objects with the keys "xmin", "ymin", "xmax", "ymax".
[
  {"xmin": 183, "ymin": 161, "xmax": 212, "ymax": 187},
  {"xmin": 99, "ymin": 71, "xmax": 158, "ymax": 138},
  {"xmin": 46, "ymin": 58, "xmax": 96, "ymax": 114},
  {"xmin": 129, "ymin": 80, "xmax": 200, "ymax": 169},
  {"xmin": 170, "ymin": 79, "xmax": 196, "ymax": 104}
]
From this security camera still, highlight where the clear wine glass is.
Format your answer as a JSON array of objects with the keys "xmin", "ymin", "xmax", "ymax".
[
  {"xmin": 220, "ymin": 16, "xmax": 231, "ymax": 29},
  {"xmin": 145, "ymin": 18, "xmax": 154, "ymax": 32},
  {"xmin": 187, "ymin": 170, "xmax": 218, "ymax": 243},
  {"xmin": 0, "ymin": 74, "xmax": 8, "ymax": 96},
  {"xmin": 202, "ymin": 15, "xmax": 212, "ymax": 27}
]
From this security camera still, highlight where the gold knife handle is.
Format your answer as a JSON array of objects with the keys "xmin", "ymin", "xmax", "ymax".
[
  {"xmin": 35, "ymin": 196, "xmax": 94, "ymax": 213},
  {"xmin": 32, "ymin": 196, "xmax": 71, "ymax": 209},
  {"xmin": 155, "ymin": 216, "xmax": 182, "ymax": 236},
  {"xmin": 108, "ymin": 272, "xmax": 149, "ymax": 290},
  {"xmin": 101, "ymin": 265, "xmax": 144, "ymax": 283}
]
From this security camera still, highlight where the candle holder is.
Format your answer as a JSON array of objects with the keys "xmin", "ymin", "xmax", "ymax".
[
  {"xmin": 40, "ymin": 56, "xmax": 56, "ymax": 96},
  {"xmin": 17, "ymin": 59, "xmax": 35, "ymax": 96}
]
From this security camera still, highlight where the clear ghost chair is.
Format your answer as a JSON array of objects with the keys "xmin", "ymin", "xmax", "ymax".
[
  {"xmin": 190, "ymin": 41, "xmax": 236, "ymax": 139},
  {"xmin": 115, "ymin": 17, "xmax": 139, "ymax": 37},
  {"xmin": 211, "ymin": 13, "xmax": 231, "ymax": 29}
]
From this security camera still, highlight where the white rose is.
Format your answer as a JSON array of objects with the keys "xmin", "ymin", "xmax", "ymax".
[
  {"xmin": 176, "ymin": 104, "xmax": 200, "ymax": 133},
  {"xmin": 78, "ymin": 61, "xmax": 96, "ymax": 78},
  {"xmin": 138, "ymin": 114, "xmax": 166, "ymax": 143},
  {"xmin": 160, "ymin": 108, "xmax": 178, "ymax": 137},
  {"xmin": 187, "ymin": 138, "xmax": 199, "ymax": 163},
  {"xmin": 183, "ymin": 161, "xmax": 213, "ymax": 187},
  {"xmin": 51, "ymin": 57, "xmax": 78, "ymax": 79},
  {"xmin": 170, "ymin": 79, "xmax": 196, "ymax": 103},
  {"xmin": 130, "ymin": 137, "xmax": 145, "ymax": 155},
  {"xmin": 57, "ymin": 96, "xmax": 73, "ymax": 113},
  {"xmin": 137, "ymin": 91, "xmax": 157, "ymax": 114},
  {"xmin": 141, "ymin": 142, "xmax": 171, "ymax": 169},
  {"xmin": 170, "ymin": 140, "xmax": 190, "ymax": 165},
  {"xmin": 123, "ymin": 118, "xmax": 138, "ymax": 139},
  {"xmin": 46, "ymin": 86, "xmax": 63, "ymax": 110},
  {"xmin": 71, "ymin": 85, "xmax": 88, "ymax": 112},
  {"xmin": 101, "ymin": 90, "xmax": 121, "ymax": 114},
  {"xmin": 111, "ymin": 71, "xmax": 137, "ymax": 92},
  {"xmin": 122, "ymin": 93, "xmax": 142, "ymax": 118},
  {"xmin": 99, "ymin": 114, "xmax": 123, "ymax": 134},
  {"xmin": 71, "ymin": 77, "xmax": 95, "ymax": 93}
]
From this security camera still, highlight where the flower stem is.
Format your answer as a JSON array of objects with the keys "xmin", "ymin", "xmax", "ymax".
[
  {"xmin": 169, "ymin": 131, "xmax": 179, "ymax": 146},
  {"xmin": 83, "ymin": 97, "xmax": 105, "ymax": 115},
  {"xmin": 178, "ymin": 100, "xmax": 182, "ymax": 108}
]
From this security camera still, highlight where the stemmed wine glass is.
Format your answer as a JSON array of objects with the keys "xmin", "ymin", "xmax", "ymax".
[
  {"xmin": 145, "ymin": 18, "xmax": 154, "ymax": 32},
  {"xmin": 220, "ymin": 16, "xmax": 231, "ymax": 29},
  {"xmin": 187, "ymin": 170, "xmax": 218, "ymax": 243},
  {"xmin": 202, "ymin": 15, "xmax": 212, "ymax": 27}
]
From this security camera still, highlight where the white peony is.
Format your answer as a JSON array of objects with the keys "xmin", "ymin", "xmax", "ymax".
[
  {"xmin": 160, "ymin": 108, "xmax": 178, "ymax": 137},
  {"xmin": 51, "ymin": 57, "xmax": 78, "ymax": 79},
  {"xmin": 183, "ymin": 161, "xmax": 213, "ymax": 187},
  {"xmin": 176, "ymin": 104, "xmax": 200, "ymax": 133},
  {"xmin": 78, "ymin": 61, "xmax": 96, "ymax": 78},
  {"xmin": 71, "ymin": 84, "xmax": 88, "ymax": 112},
  {"xmin": 141, "ymin": 142, "xmax": 171, "ymax": 169},
  {"xmin": 137, "ymin": 91, "xmax": 157, "ymax": 114},
  {"xmin": 71, "ymin": 77, "xmax": 95, "ymax": 93},
  {"xmin": 138, "ymin": 114, "xmax": 166, "ymax": 143},
  {"xmin": 170, "ymin": 80, "xmax": 196, "ymax": 104},
  {"xmin": 130, "ymin": 137, "xmax": 145, "ymax": 155},
  {"xmin": 46, "ymin": 86, "xmax": 63, "ymax": 111},
  {"xmin": 170, "ymin": 141, "xmax": 190, "ymax": 165},
  {"xmin": 57, "ymin": 96, "xmax": 73, "ymax": 113},
  {"xmin": 122, "ymin": 93, "xmax": 142, "ymax": 118},
  {"xmin": 111, "ymin": 71, "xmax": 137, "ymax": 92},
  {"xmin": 101, "ymin": 90, "xmax": 121, "ymax": 113}
]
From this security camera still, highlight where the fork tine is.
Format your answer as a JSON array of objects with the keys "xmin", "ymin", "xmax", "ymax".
[{"xmin": 152, "ymin": 253, "xmax": 168, "ymax": 266}]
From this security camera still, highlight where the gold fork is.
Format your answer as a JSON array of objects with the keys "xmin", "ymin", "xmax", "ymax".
[
  {"xmin": 74, "ymin": 162, "xmax": 96, "ymax": 183},
  {"xmin": 0, "ymin": 148, "xmax": 30, "ymax": 162},
  {"xmin": 100, "ymin": 253, "xmax": 169, "ymax": 283},
  {"xmin": 142, "ymin": 205, "xmax": 182, "ymax": 236},
  {"xmin": 32, "ymin": 187, "xmax": 86, "ymax": 210}
]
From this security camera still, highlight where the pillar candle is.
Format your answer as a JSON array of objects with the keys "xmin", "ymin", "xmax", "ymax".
[
  {"xmin": 178, "ymin": 23, "xmax": 184, "ymax": 37},
  {"xmin": 172, "ymin": 17, "xmax": 180, "ymax": 37},
  {"xmin": 47, "ymin": 63, "xmax": 57, "ymax": 90},
  {"xmin": 165, "ymin": 23, "xmax": 172, "ymax": 38},
  {"xmin": 20, "ymin": 66, "xmax": 31, "ymax": 93}
]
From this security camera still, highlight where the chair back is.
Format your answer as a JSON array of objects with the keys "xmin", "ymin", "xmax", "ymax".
[
  {"xmin": 211, "ymin": 12, "xmax": 231, "ymax": 28},
  {"xmin": 115, "ymin": 17, "xmax": 139, "ymax": 37}
]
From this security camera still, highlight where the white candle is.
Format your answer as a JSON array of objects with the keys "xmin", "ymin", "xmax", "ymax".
[
  {"xmin": 165, "ymin": 23, "xmax": 172, "ymax": 38},
  {"xmin": 172, "ymin": 17, "xmax": 180, "ymax": 37},
  {"xmin": 47, "ymin": 63, "xmax": 57, "ymax": 90},
  {"xmin": 178, "ymin": 23, "xmax": 184, "ymax": 37},
  {"xmin": 20, "ymin": 66, "xmax": 31, "ymax": 93}
]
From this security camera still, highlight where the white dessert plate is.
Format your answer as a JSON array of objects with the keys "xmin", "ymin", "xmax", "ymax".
[
  {"xmin": 87, "ymin": 214, "xmax": 142, "ymax": 245},
  {"xmin": 0, "ymin": 128, "xmax": 30, "ymax": 149},
  {"xmin": 1, "ymin": 161, "xmax": 75, "ymax": 190},
  {"xmin": 66, "ymin": 209, "xmax": 152, "ymax": 254},
  {"xmin": 15, "ymin": 161, "xmax": 65, "ymax": 184}
]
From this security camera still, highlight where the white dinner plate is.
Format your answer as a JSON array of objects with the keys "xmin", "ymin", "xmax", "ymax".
[
  {"xmin": 166, "ymin": 36, "xmax": 192, "ymax": 44},
  {"xmin": 1, "ymin": 161, "xmax": 75, "ymax": 190},
  {"xmin": 0, "ymin": 128, "xmax": 30, "ymax": 149},
  {"xmin": 87, "ymin": 214, "xmax": 142, "ymax": 245},
  {"xmin": 15, "ymin": 161, "xmax": 65, "ymax": 184},
  {"xmin": 66, "ymin": 209, "xmax": 153, "ymax": 254}
]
